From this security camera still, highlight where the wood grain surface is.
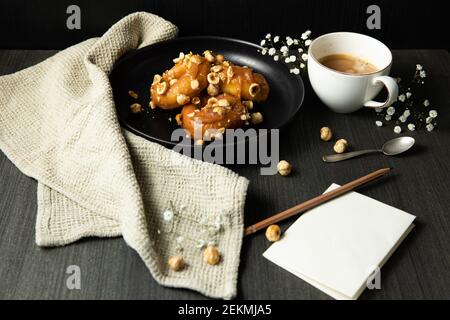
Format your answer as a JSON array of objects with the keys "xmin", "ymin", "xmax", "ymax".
[{"xmin": 0, "ymin": 49, "xmax": 449, "ymax": 299}]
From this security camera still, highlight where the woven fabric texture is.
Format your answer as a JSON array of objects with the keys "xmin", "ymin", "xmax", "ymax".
[{"xmin": 0, "ymin": 12, "xmax": 249, "ymax": 299}]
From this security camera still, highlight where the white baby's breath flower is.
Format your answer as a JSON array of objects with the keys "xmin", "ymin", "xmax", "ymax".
[
  {"xmin": 375, "ymin": 107, "xmax": 383, "ymax": 113},
  {"xmin": 386, "ymin": 106, "xmax": 395, "ymax": 115},
  {"xmin": 305, "ymin": 39, "xmax": 312, "ymax": 46},
  {"xmin": 403, "ymin": 109, "xmax": 411, "ymax": 117},
  {"xmin": 398, "ymin": 94, "xmax": 406, "ymax": 102},
  {"xmin": 399, "ymin": 115, "xmax": 406, "ymax": 123},
  {"xmin": 285, "ymin": 57, "xmax": 291, "ymax": 63},
  {"xmin": 260, "ymin": 39, "xmax": 266, "ymax": 46},
  {"xmin": 426, "ymin": 123, "xmax": 434, "ymax": 132},
  {"xmin": 407, "ymin": 123, "xmax": 416, "ymax": 131},
  {"xmin": 286, "ymin": 37, "xmax": 294, "ymax": 46},
  {"xmin": 289, "ymin": 55, "xmax": 297, "ymax": 62},
  {"xmin": 406, "ymin": 92, "xmax": 412, "ymax": 99},
  {"xmin": 292, "ymin": 68, "xmax": 300, "ymax": 75},
  {"xmin": 375, "ymin": 120, "xmax": 383, "ymax": 127},
  {"xmin": 293, "ymin": 39, "xmax": 299, "ymax": 45},
  {"xmin": 423, "ymin": 99, "xmax": 430, "ymax": 107},
  {"xmin": 426, "ymin": 116, "xmax": 433, "ymax": 124},
  {"xmin": 265, "ymin": 33, "xmax": 271, "ymax": 39},
  {"xmin": 420, "ymin": 70, "xmax": 427, "ymax": 78},
  {"xmin": 280, "ymin": 46, "xmax": 288, "ymax": 53},
  {"xmin": 394, "ymin": 126, "xmax": 402, "ymax": 134},
  {"xmin": 176, "ymin": 236, "xmax": 184, "ymax": 244},
  {"xmin": 298, "ymin": 48, "xmax": 303, "ymax": 53},
  {"xmin": 416, "ymin": 64, "xmax": 423, "ymax": 71},
  {"xmin": 268, "ymin": 47, "xmax": 276, "ymax": 56},
  {"xmin": 273, "ymin": 36, "xmax": 280, "ymax": 43},
  {"xmin": 300, "ymin": 63, "xmax": 306, "ymax": 69},
  {"xmin": 196, "ymin": 239, "xmax": 206, "ymax": 249},
  {"xmin": 273, "ymin": 55, "xmax": 279, "ymax": 61},
  {"xmin": 429, "ymin": 110, "xmax": 438, "ymax": 118},
  {"xmin": 301, "ymin": 32, "xmax": 308, "ymax": 40},
  {"xmin": 301, "ymin": 53, "xmax": 308, "ymax": 61},
  {"xmin": 305, "ymin": 30, "xmax": 312, "ymax": 37},
  {"xmin": 385, "ymin": 114, "xmax": 392, "ymax": 121},
  {"xmin": 163, "ymin": 209, "xmax": 173, "ymax": 221},
  {"xmin": 261, "ymin": 48, "xmax": 267, "ymax": 55}
]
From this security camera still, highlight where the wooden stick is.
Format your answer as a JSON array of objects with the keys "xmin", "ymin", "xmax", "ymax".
[{"xmin": 244, "ymin": 167, "xmax": 391, "ymax": 236}]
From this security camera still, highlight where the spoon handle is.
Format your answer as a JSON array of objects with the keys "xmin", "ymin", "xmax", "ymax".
[{"xmin": 322, "ymin": 149, "xmax": 381, "ymax": 163}]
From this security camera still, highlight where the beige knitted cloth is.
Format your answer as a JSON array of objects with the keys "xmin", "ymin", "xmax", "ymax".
[{"xmin": 0, "ymin": 12, "xmax": 248, "ymax": 299}]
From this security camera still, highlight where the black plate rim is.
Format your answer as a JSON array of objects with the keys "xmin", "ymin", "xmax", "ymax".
[{"xmin": 111, "ymin": 36, "xmax": 305, "ymax": 147}]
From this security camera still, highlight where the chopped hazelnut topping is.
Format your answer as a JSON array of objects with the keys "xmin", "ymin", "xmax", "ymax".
[
  {"xmin": 249, "ymin": 83, "xmax": 261, "ymax": 97},
  {"xmin": 169, "ymin": 79, "xmax": 177, "ymax": 86},
  {"xmin": 192, "ymin": 97, "xmax": 201, "ymax": 105},
  {"xmin": 152, "ymin": 74, "xmax": 162, "ymax": 84},
  {"xmin": 207, "ymin": 84, "xmax": 219, "ymax": 96},
  {"xmin": 156, "ymin": 81, "xmax": 168, "ymax": 95},
  {"xmin": 190, "ymin": 79, "xmax": 200, "ymax": 90},
  {"xmin": 128, "ymin": 90, "xmax": 138, "ymax": 99},
  {"xmin": 130, "ymin": 103, "xmax": 143, "ymax": 114},
  {"xmin": 211, "ymin": 65, "xmax": 223, "ymax": 73},
  {"xmin": 207, "ymin": 72, "xmax": 220, "ymax": 85},
  {"xmin": 226, "ymin": 66, "xmax": 234, "ymax": 78},
  {"xmin": 173, "ymin": 52, "xmax": 185, "ymax": 63},
  {"xmin": 213, "ymin": 106, "xmax": 225, "ymax": 115},
  {"xmin": 250, "ymin": 112, "xmax": 264, "ymax": 125},
  {"xmin": 242, "ymin": 100, "xmax": 253, "ymax": 110},
  {"xmin": 218, "ymin": 99, "xmax": 230, "ymax": 107},
  {"xmin": 215, "ymin": 54, "xmax": 225, "ymax": 64},
  {"xmin": 204, "ymin": 50, "xmax": 215, "ymax": 63},
  {"xmin": 176, "ymin": 94, "xmax": 190, "ymax": 105},
  {"xmin": 190, "ymin": 55, "xmax": 202, "ymax": 65}
]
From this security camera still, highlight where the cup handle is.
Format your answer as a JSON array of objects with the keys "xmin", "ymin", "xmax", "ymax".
[{"xmin": 363, "ymin": 76, "xmax": 399, "ymax": 108}]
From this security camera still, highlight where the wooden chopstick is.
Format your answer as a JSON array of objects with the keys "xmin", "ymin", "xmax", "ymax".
[{"xmin": 244, "ymin": 167, "xmax": 391, "ymax": 237}]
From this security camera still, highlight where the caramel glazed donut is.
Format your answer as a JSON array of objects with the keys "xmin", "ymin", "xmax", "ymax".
[{"xmin": 150, "ymin": 50, "xmax": 270, "ymax": 144}]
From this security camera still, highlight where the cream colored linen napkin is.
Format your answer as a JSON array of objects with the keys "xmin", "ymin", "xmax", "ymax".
[
  {"xmin": 0, "ymin": 12, "xmax": 248, "ymax": 299},
  {"xmin": 263, "ymin": 184, "xmax": 415, "ymax": 300}
]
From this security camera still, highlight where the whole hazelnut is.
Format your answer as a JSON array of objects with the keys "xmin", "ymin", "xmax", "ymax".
[
  {"xmin": 203, "ymin": 245, "xmax": 221, "ymax": 265},
  {"xmin": 168, "ymin": 255, "xmax": 185, "ymax": 271},
  {"xmin": 265, "ymin": 224, "xmax": 281, "ymax": 242},
  {"xmin": 277, "ymin": 160, "xmax": 292, "ymax": 176},
  {"xmin": 130, "ymin": 103, "xmax": 143, "ymax": 114},
  {"xmin": 320, "ymin": 127, "xmax": 333, "ymax": 141},
  {"xmin": 333, "ymin": 139, "xmax": 348, "ymax": 154}
]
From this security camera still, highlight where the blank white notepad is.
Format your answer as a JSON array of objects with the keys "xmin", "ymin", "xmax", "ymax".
[{"xmin": 263, "ymin": 184, "xmax": 415, "ymax": 300}]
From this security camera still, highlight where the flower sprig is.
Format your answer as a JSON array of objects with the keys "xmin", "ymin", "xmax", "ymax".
[
  {"xmin": 259, "ymin": 31, "xmax": 312, "ymax": 75},
  {"xmin": 374, "ymin": 64, "xmax": 438, "ymax": 133}
]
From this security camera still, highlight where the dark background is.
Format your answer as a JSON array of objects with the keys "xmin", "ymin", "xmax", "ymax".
[{"xmin": 0, "ymin": 0, "xmax": 447, "ymax": 50}]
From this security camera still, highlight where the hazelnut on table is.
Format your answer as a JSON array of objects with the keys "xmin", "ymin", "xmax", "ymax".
[
  {"xmin": 334, "ymin": 139, "xmax": 348, "ymax": 153},
  {"xmin": 265, "ymin": 224, "xmax": 281, "ymax": 242},
  {"xmin": 277, "ymin": 160, "xmax": 292, "ymax": 176},
  {"xmin": 320, "ymin": 127, "xmax": 333, "ymax": 141}
]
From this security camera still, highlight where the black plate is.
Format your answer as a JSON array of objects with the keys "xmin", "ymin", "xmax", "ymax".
[{"xmin": 110, "ymin": 36, "xmax": 304, "ymax": 146}]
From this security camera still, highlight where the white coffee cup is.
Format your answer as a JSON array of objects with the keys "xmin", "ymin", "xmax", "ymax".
[{"xmin": 308, "ymin": 32, "xmax": 398, "ymax": 113}]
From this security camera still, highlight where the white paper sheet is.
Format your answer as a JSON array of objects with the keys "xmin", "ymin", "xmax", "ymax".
[{"xmin": 263, "ymin": 184, "xmax": 416, "ymax": 300}]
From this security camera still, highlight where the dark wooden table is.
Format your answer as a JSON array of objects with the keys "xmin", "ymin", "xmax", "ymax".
[{"xmin": 0, "ymin": 49, "xmax": 449, "ymax": 300}]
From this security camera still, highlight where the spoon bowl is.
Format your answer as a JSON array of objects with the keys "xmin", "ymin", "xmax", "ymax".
[{"xmin": 382, "ymin": 137, "xmax": 415, "ymax": 156}]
